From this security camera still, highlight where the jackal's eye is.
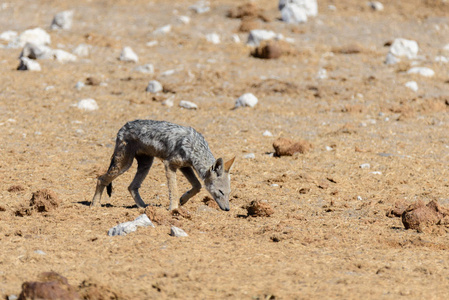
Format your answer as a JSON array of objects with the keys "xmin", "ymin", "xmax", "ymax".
[{"xmin": 218, "ymin": 190, "xmax": 224, "ymax": 196}]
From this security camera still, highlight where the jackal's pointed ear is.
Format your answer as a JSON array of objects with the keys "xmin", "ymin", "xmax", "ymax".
[
  {"xmin": 212, "ymin": 158, "xmax": 224, "ymax": 176},
  {"xmin": 224, "ymin": 156, "xmax": 236, "ymax": 173}
]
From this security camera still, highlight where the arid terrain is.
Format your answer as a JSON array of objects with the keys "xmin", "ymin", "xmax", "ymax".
[{"xmin": 1, "ymin": 0, "xmax": 449, "ymax": 298}]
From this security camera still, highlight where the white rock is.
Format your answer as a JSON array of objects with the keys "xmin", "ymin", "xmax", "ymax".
[
  {"xmin": 317, "ymin": 68, "xmax": 328, "ymax": 79},
  {"xmin": 232, "ymin": 34, "xmax": 241, "ymax": 43},
  {"xmin": 235, "ymin": 93, "xmax": 258, "ymax": 108},
  {"xmin": 161, "ymin": 69, "xmax": 176, "ymax": 76},
  {"xmin": 146, "ymin": 80, "xmax": 163, "ymax": 93},
  {"xmin": 405, "ymin": 81, "xmax": 418, "ymax": 92},
  {"xmin": 18, "ymin": 28, "xmax": 51, "ymax": 47},
  {"xmin": 435, "ymin": 56, "xmax": 448, "ymax": 63},
  {"xmin": 189, "ymin": 0, "xmax": 210, "ymax": 14},
  {"xmin": 73, "ymin": 44, "xmax": 91, "ymax": 57},
  {"xmin": 325, "ymin": 146, "xmax": 334, "ymax": 151},
  {"xmin": 407, "ymin": 67, "xmax": 435, "ymax": 77},
  {"xmin": 17, "ymin": 57, "xmax": 41, "ymax": 71},
  {"xmin": 20, "ymin": 42, "xmax": 53, "ymax": 59},
  {"xmin": 153, "ymin": 25, "xmax": 171, "ymax": 35},
  {"xmin": 278, "ymin": 0, "xmax": 318, "ymax": 17},
  {"xmin": 119, "ymin": 46, "xmax": 138, "ymax": 63},
  {"xmin": 75, "ymin": 81, "xmax": 85, "ymax": 90},
  {"xmin": 389, "ymin": 38, "xmax": 418, "ymax": 59},
  {"xmin": 263, "ymin": 130, "xmax": 273, "ymax": 137},
  {"xmin": 146, "ymin": 40, "xmax": 158, "ymax": 47},
  {"xmin": 179, "ymin": 100, "xmax": 198, "ymax": 110},
  {"xmin": 328, "ymin": 5, "xmax": 337, "ymax": 11},
  {"xmin": 177, "ymin": 15, "xmax": 190, "ymax": 24},
  {"xmin": 281, "ymin": 4, "xmax": 308, "ymax": 23},
  {"xmin": 368, "ymin": 1, "xmax": 384, "ymax": 11},
  {"xmin": 50, "ymin": 10, "xmax": 74, "ymax": 30},
  {"xmin": 52, "ymin": 49, "xmax": 77, "ymax": 63},
  {"xmin": 134, "ymin": 63, "xmax": 154, "ymax": 74},
  {"xmin": 162, "ymin": 97, "xmax": 174, "ymax": 107},
  {"xmin": 170, "ymin": 226, "xmax": 188, "ymax": 237},
  {"xmin": 371, "ymin": 171, "xmax": 382, "ymax": 175},
  {"xmin": 247, "ymin": 29, "xmax": 278, "ymax": 47},
  {"xmin": 385, "ymin": 52, "xmax": 400, "ymax": 65},
  {"xmin": 77, "ymin": 98, "xmax": 98, "ymax": 111},
  {"xmin": 34, "ymin": 250, "xmax": 46, "ymax": 255},
  {"xmin": 108, "ymin": 214, "xmax": 155, "ymax": 236},
  {"xmin": 360, "ymin": 163, "xmax": 371, "ymax": 169},
  {"xmin": 206, "ymin": 33, "xmax": 220, "ymax": 44},
  {"xmin": 243, "ymin": 153, "xmax": 255, "ymax": 159},
  {"xmin": 0, "ymin": 30, "xmax": 17, "ymax": 42},
  {"xmin": 444, "ymin": 44, "xmax": 449, "ymax": 51}
]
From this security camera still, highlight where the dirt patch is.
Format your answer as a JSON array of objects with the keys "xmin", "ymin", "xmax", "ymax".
[
  {"xmin": 15, "ymin": 189, "xmax": 60, "ymax": 217},
  {"xmin": 246, "ymin": 200, "xmax": 274, "ymax": 217},
  {"xmin": 386, "ymin": 200, "xmax": 409, "ymax": 218},
  {"xmin": 144, "ymin": 206, "xmax": 171, "ymax": 225},
  {"xmin": 227, "ymin": 2, "xmax": 270, "ymax": 22},
  {"xmin": 273, "ymin": 137, "xmax": 313, "ymax": 156},
  {"xmin": 78, "ymin": 279, "xmax": 123, "ymax": 300},
  {"xmin": 7, "ymin": 185, "xmax": 25, "ymax": 192},
  {"xmin": 202, "ymin": 196, "xmax": 220, "ymax": 210}
]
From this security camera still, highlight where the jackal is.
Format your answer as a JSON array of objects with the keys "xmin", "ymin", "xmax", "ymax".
[{"xmin": 91, "ymin": 120, "xmax": 235, "ymax": 211}]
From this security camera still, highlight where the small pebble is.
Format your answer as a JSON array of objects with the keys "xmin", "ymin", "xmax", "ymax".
[
  {"xmin": 119, "ymin": 46, "xmax": 138, "ymax": 63},
  {"xmin": 75, "ymin": 81, "xmax": 85, "ymax": 90},
  {"xmin": 153, "ymin": 25, "xmax": 171, "ymax": 35},
  {"xmin": 360, "ymin": 163, "xmax": 371, "ymax": 169},
  {"xmin": 73, "ymin": 44, "xmax": 91, "ymax": 57},
  {"xmin": 368, "ymin": 1, "xmax": 384, "ymax": 11},
  {"xmin": 170, "ymin": 226, "xmax": 188, "ymax": 237},
  {"xmin": 50, "ymin": 10, "xmax": 74, "ymax": 30},
  {"xmin": 162, "ymin": 97, "xmax": 174, "ymax": 107},
  {"xmin": 206, "ymin": 33, "xmax": 220, "ymax": 44},
  {"xmin": 243, "ymin": 153, "xmax": 255, "ymax": 159},
  {"xmin": 134, "ymin": 64, "xmax": 154, "ymax": 74},
  {"xmin": 179, "ymin": 100, "xmax": 198, "ymax": 110},
  {"xmin": 146, "ymin": 40, "xmax": 158, "ymax": 47},
  {"xmin": 17, "ymin": 57, "xmax": 41, "ymax": 71},
  {"xmin": 177, "ymin": 15, "xmax": 190, "ymax": 24},
  {"xmin": 189, "ymin": 0, "xmax": 210, "ymax": 14},
  {"xmin": 235, "ymin": 93, "xmax": 258, "ymax": 108},
  {"xmin": 77, "ymin": 98, "xmax": 98, "ymax": 111},
  {"xmin": 263, "ymin": 130, "xmax": 273, "ymax": 137},
  {"xmin": 34, "ymin": 250, "xmax": 46, "ymax": 255},
  {"xmin": 405, "ymin": 81, "xmax": 418, "ymax": 92},
  {"xmin": 407, "ymin": 67, "xmax": 434, "ymax": 77},
  {"xmin": 146, "ymin": 80, "xmax": 163, "ymax": 93}
]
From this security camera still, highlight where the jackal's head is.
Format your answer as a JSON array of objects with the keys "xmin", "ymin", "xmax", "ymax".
[{"xmin": 204, "ymin": 157, "xmax": 236, "ymax": 211}]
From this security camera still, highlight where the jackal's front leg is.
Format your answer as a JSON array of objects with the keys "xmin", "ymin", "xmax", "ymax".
[
  {"xmin": 179, "ymin": 167, "xmax": 201, "ymax": 206},
  {"xmin": 164, "ymin": 162, "xmax": 178, "ymax": 210}
]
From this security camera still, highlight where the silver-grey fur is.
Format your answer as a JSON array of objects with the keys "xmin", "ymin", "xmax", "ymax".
[{"xmin": 91, "ymin": 120, "xmax": 235, "ymax": 211}]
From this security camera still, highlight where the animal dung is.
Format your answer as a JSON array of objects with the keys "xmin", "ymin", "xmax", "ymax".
[{"xmin": 272, "ymin": 137, "xmax": 312, "ymax": 156}]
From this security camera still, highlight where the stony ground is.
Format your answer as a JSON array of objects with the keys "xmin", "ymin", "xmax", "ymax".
[{"xmin": 1, "ymin": 0, "xmax": 449, "ymax": 299}]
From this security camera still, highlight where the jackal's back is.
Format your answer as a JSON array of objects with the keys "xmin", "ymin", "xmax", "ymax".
[{"xmin": 117, "ymin": 120, "xmax": 215, "ymax": 171}]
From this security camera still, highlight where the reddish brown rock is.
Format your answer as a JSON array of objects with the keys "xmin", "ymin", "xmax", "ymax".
[
  {"xmin": 273, "ymin": 137, "xmax": 312, "ymax": 156},
  {"xmin": 246, "ymin": 200, "xmax": 274, "ymax": 217},
  {"xmin": 18, "ymin": 272, "xmax": 79, "ymax": 300},
  {"xmin": 402, "ymin": 200, "xmax": 446, "ymax": 230}
]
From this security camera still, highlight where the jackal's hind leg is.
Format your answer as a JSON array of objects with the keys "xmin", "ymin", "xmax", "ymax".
[
  {"xmin": 128, "ymin": 155, "xmax": 154, "ymax": 208},
  {"xmin": 164, "ymin": 162, "xmax": 179, "ymax": 211},
  {"xmin": 179, "ymin": 167, "xmax": 201, "ymax": 206},
  {"xmin": 91, "ymin": 143, "xmax": 134, "ymax": 207}
]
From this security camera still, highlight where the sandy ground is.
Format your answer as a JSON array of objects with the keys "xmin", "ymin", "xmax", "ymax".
[{"xmin": 1, "ymin": 0, "xmax": 449, "ymax": 298}]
